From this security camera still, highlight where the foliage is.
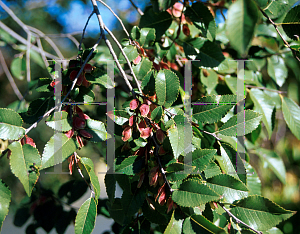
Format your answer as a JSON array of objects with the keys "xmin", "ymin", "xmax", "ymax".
[{"xmin": 0, "ymin": 0, "xmax": 300, "ymax": 234}]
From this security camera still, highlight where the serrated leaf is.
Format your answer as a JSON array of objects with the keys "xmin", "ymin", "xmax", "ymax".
[
  {"xmin": 155, "ymin": 69, "xmax": 179, "ymax": 108},
  {"xmin": 206, "ymin": 174, "xmax": 249, "ymax": 203},
  {"xmin": 230, "ymin": 196, "xmax": 295, "ymax": 231},
  {"xmin": 9, "ymin": 142, "xmax": 41, "ymax": 196},
  {"xmin": 85, "ymin": 119, "xmax": 109, "ymax": 142},
  {"xmin": 182, "ymin": 215, "xmax": 226, "ymax": 234},
  {"xmin": 249, "ymin": 89, "xmax": 275, "ymax": 138},
  {"xmin": 166, "ymin": 163, "xmax": 195, "ymax": 182},
  {"xmin": 139, "ymin": 7, "xmax": 173, "ymax": 39},
  {"xmin": 192, "ymin": 149, "xmax": 217, "ymax": 173},
  {"xmin": 245, "ymin": 161, "xmax": 261, "ymax": 195},
  {"xmin": 41, "ymin": 133, "xmax": 79, "ymax": 169},
  {"xmin": 255, "ymin": 148, "xmax": 286, "ymax": 184},
  {"xmin": 193, "ymin": 95, "xmax": 236, "ymax": 124},
  {"xmin": 282, "ymin": 5, "xmax": 300, "ymax": 41},
  {"xmin": 0, "ymin": 180, "xmax": 11, "ymax": 231},
  {"xmin": 115, "ymin": 155, "xmax": 144, "ymax": 175},
  {"xmin": 133, "ymin": 57, "xmax": 153, "ymax": 80},
  {"xmin": 85, "ymin": 71, "xmax": 115, "ymax": 89},
  {"xmin": 80, "ymin": 157, "xmax": 100, "ymax": 201},
  {"xmin": 184, "ymin": 2, "xmax": 217, "ymax": 41},
  {"xmin": 172, "ymin": 179, "xmax": 220, "ymax": 207},
  {"xmin": 119, "ymin": 45, "xmax": 139, "ymax": 63},
  {"xmin": 0, "ymin": 108, "xmax": 25, "ymax": 140},
  {"xmin": 267, "ymin": 56, "xmax": 287, "ymax": 87},
  {"xmin": 216, "ymin": 110, "xmax": 262, "ymax": 136},
  {"xmin": 204, "ymin": 162, "xmax": 222, "ymax": 178},
  {"xmin": 142, "ymin": 199, "xmax": 168, "ymax": 224},
  {"xmin": 46, "ymin": 111, "xmax": 72, "ymax": 132},
  {"xmin": 168, "ymin": 115, "xmax": 185, "ymax": 159},
  {"xmin": 74, "ymin": 197, "xmax": 97, "ymax": 234},
  {"xmin": 226, "ymin": 0, "xmax": 258, "ymax": 55},
  {"xmin": 281, "ymin": 96, "xmax": 300, "ymax": 140},
  {"xmin": 107, "ymin": 110, "xmax": 130, "ymax": 126},
  {"xmin": 164, "ymin": 211, "xmax": 183, "ymax": 234}
]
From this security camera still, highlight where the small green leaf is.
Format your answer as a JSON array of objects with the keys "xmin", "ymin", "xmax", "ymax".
[
  {"xmin": 85, "ymin": 119, "xmax": 109, "ymax": 142},
  {"xmin": 10, "ymin": 56, "xmax": 26, "ymax": 80},
  {"xmin": 0, "ymin": 108, "xmax": 25, "ymax": 140},
  {"xmin": 281, "ymin": 96, "xmax": 300, "ymax": 140},
  {"xmin": 217, "ymin": 110, "xmax": 262, "ymax": 136},
  {"xmin": 36, "ymin": 78, "xmax": 53, "ymax": 92},
  {"xmin": 133, "ymin": 57, "xmax": 153, "ymax": 80},
  {"xmin": 131, "ymin": 26, "xmax": 141, "ymax": 40},
  {"xmin": 166, "ymin": 163, "xmax": 195, "ymax": 182},
  {"xmin": 151, "ymin": 106, "xmax": 163, "ymax": 122},
  {"xmin": 46, "ymin": 111, "xmax": 72, "ymax": 132},
  {"xmin": 168, "ymin": 115, "xmax": 185, "ymax": 159},
  {"xmin": 74, "ymin": 197, "xmax": 97, "ymax": 234},
  {"xmin": 230, "ymin": 196, "xmax": 295, "ymax": 231},
  {"xmin": 192, "ymin": 149, "xmax": 217, "ymax": 173},
  {"xmin": 226, "ymin": 0, "xmax": 258, "ymax": 55},
  {"xmin": 164, "ymin": 211, "xmax": 183, "ymax": 234},
  {"xmin": 184, "ymin": 2, "xmax": 217, "ymax": 41},
  {"xmin": 172, "ymin": 179, "xmax": 220, "ymax": 207},
  {"xmin": 80, "ymin": 157, "xmax": 100, "ymax": 201},
  {"xmin": 121, "ymin": 188, "xmax": 146, "ymax": 218},
  {"xmin": 86, "ymin": 71, "xmax": 115, "ymax": 89},
  {"xmin": 9, "ymin": 142, "xmax": 41, "ymax": 196},
  {"xmin": 119, "ymin": 45, "xmax": 139, "ymax": 63},
  {"xmin": 155, "ymin": 69, "xmax": 180, "ymax": 108},
  {"xmin": 107, "ymin": 110, "xmax": 130, "ymax": 126},
  {"xmin": 104, "ymin": 173, "xmax": 116, "ymax": 204},
  {"xmin": 267, "ymin": 56, "xmax": 288, "ymax": 87},
  {"xmin": 0, "ymin": 180, "xmax": 11, "ymax": 231},
  {"xmin": 41, "ymin": 133, "xmax": 79, "ymax": 169},
  {"xmin": 282, "ymin": 5, "xmax": 300, "ymax": 40},
  {"xmin": 139, "ymin": 28, "xmax": 156, "ymax": 47},
  {"xmin": 115, "ymin": 155, "xmax": 144, "ymax": 175}
]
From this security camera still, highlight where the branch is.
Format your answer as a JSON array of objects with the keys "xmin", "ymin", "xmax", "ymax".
[
  {"xmin": 97, "ymin": 0, "xmax": 130, "ymax": 37},
  {"xmin": 0, "ymin": 50, "xmax": 23, "ymax": 100},
  {"xmin": 259, "ymin": 8, "xmax": 300, "ymax": 63},
  {"xmin": 129, "ymin": 0, "xmax": 144, "ymax": 16},
  {"xmin": 218, "ymin": 202, "xmax": 263, "ymax": 234},
  {"xmin": 245, "ymin": 85, "xmax": 287, "ymax": 94},
  {"xmin": 104, "ymin": 25, "xmax": 142, "ymax": 93},
  {"xmin": 78, "ymin": 11, "xmax": 95, "ymax": 52}
]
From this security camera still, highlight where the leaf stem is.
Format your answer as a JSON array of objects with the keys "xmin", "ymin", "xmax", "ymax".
[{"xmin": 129, "ymin": 0, "xmax": 144, "ymax": 15}]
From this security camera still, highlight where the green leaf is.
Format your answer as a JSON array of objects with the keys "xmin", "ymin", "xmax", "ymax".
[
  {"xmin": 194, "ymin": 41, "xmax": 225, "ymax": 68},
  {"xmin": 192, "ymin": 149, "xmax": 217, "ymax": 173},
  {"xmin": 182, "ymin": 215, "xmax": 226, "ymax": 234},
  {"xmin": 168, "ymin": 115, "xmax": 185, "ymax": 159},
  {"xmin": 0, "ymin": 108, "xmax": 25, "ymax": 140},
  {"xmin": 74, "ymin": 197, "xmax": 97, "ymax": 234},
  {"xmin": 131, "ymin": 26, "xmax": 141, "ymax": 40},
  {"xmin": 282, "ymin": 5, "xmax": 300, "ymax": 40},
  {"xmin": 139, "ymin": 6, "xmax": 173, "ymax": 39},
  {"xmin": 104, "ymin": 173, "xmax": 116, "ymax": 204},
  {"xmin": 172, "ymin": 179, "xmax": 220, "ymax": 207},
  {"xmin": 139, "ymin": 28, "xmax": 156, "ymax": 47},
  {"xmin": 255, "ymin": 148, "xmax": 286, "ymax": 184},
  {"xmin": 121, "ymin": 188, "xmax": 146, "ymax": 218},
  {"xmin": 46, "ymin": 111, "xmax": 72, "ymax": 132},
  {"xmin": 36, "ymin": 78, "xmax": 53, "ymax": 92},
  {"xmin": 107, "ymin": 110, "xmax": 130, "ymax": 126},
  {"xmin": 230, "ymin": 196, "xmax": 295, "ymax": 231},
  {"xmin": 115, "ymin": 155, "xmax": 144, "ymax": 175},
  {"xmin": 10, "ymin": 56, "xmax": 26, "ymax": 80},
  {"xmin": 206, "ymin": 174, "xmax": 249, "ymax": 203},
  {"xmin": 151, "ymin": 106, "xmax": 163, "ymax": 122},
  {"xmin": 76, "ymin": 87, "xmax": 95, "ymax": 103},
  {"xmin": 9, "ymin": 142, "xmax": 41, "ymax": 196},
  {"xmin": 192, "ymin": 95, "xmax": 236, "ymax": 124},
  {"xmin": 166, "ymin": 163, "xmax": 195, "ymax": 182},
  {"xmin": 119, "ymin": 45, "xmax": 139, "ymax": 63},
  {"xmin": 226, "ymin": 0, "xmax": 258, "ymax": 55},
  {"xmin": 245, "ymin": 161, "xmax": 261, "ymax": 195},
  {"xmin": 249, "ymin": 89, "xmax": 275, "ymax": 138},
  {"xmin": 204, "ymin": 162, "xmax": 222, "ymax": 178},
  {"xmin": 200, "ymin": 69, "xmax": 218, "ymax": 94},
  {"xmin": 41, "ymin": 133, "xmax": 79, "ymax": 169},
  {"xmin": 267, "ymin": 56, "xmax": 288, "ymax": 87},
  {"xmin": 86, "ymin": 71, "xmax": 115, "ymax": 89},
  {"xmin": 80, "ymin": 157, "xmax": 100, "ymax": 201},
  {"xmin": 142, "ymin": 70, "xmax": 156, "ymax": 96},
  {"xmin": 184, "ymin": 2, "xmax": 217, "ymax": 41},
  {"xmin": 157, "ymin": 0, "xmax": 177, "ymax": 11},
  {"xmin": 155, "ymin": 69, "xmax": 180, "ymax": 108},
  {"xmin": 133, "ymin": 57, "xmax": 153, "ymax": 80},
  {"xmin": 281, "ymin": 96, "xmax": 300, "ymax": 140},
  {"xmin": 265, "ymin": 0, "xmax": 292, "ymax": 19},
  {"xmin": 85, "ymin": 119, "xmax": 109, "ymax": 142},
  {"xmin": 142, "ymin": 199, "xmax": 168, "ymax": 224},
  {"xmin": 164, "ymin": 211, "xmax": 183, "ymax": 234},
  {"xmin": 0, "ymin": 180, "xmax": 11, "ymax": 231},
  {"xmin": 216, "ymin": 110, "xmax": 262, "ymax": 136},
  {"xmin": 183, "ymin": 37, "xmax": 206, "ymax": 59}
]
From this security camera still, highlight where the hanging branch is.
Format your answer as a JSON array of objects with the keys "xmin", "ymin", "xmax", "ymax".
[
  {"xmin": 259, "ymin": 8, "xmax": 300, "ymax": 63},
  {"xmin": 78, "ymin": 11, "xmax": 95, "ymax": 52},
  {"xmin": 129, "ymin": 0, "xmax": 144, "ymax": 16},
  {"xmin": 218, "ymin": 202, "xmax": 263, "ymax": 234},
  {"xmin": 0, "ymin": 50, "xmax": 23, "ymax": 100}
]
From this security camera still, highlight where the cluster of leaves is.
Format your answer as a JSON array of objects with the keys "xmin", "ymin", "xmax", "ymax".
[{"xmin": 0, "ymin": 0, "xmax": 300, "ymax": 233}]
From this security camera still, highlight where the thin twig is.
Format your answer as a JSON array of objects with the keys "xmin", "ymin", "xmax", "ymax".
[
  {"xmin": 245, "ymin": 85, "xmax": 287, "ymax": 94},
  {"xmin": 259, "ymin": 8, "xmax": 300, "ymax": 62},
  {"xmin": 129, "ymin": 0, "xmax": 144, "ymax": 15},
  {"xmin": 97, "ymin": 0, "xmax": 130, "ymax": 37},
  {"xmin": 0, "ymin": 21, "xmax": 60, "ymax": 60},
  {"xmin": 0, "ymin": 50, "xmax": 23, "ymax": 100},
  {"xmin": 104, "ymin": 25, "xmax": 142, "ymax": 93},
  {"xmin": 36, "ymin": 37, "xmax": 50, "ymax": 68},
  {"xmin": 26, "ymin": 32, "xmax": 31, "ymax": 82},
  {"xmin": 218, "ymin": 202, "xmax": 263, "ymax": 234},
  {"xmin": 79, "ymin": 11, "xmax": 95, "ymax": 52}
]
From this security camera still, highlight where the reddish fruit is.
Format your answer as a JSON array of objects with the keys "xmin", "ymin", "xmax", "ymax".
[
  {"xmin": 130, "ymin": 99, "xmax": 139, "ymax": 110},
  {"xmin": 140, "ymin": 127, "xmax": 152, "ymax": 139},
  {"xmin": 137, "ymin": 172, "xmax": 145, "ymax": 188},
  {"xmin": 149, "ymin": 166, "xmax": 159, "ymax": 187},
  {"xmin": 78, "ymin": 112, "xmax": 90, "ymax": 120},
  {"xmin": 73, "ymin": 117, "xmax": 86, "ymax": 130},
  {"xmin": 158, "ymin": 146, "xmax": 166, "ymax": 155},
  {"xmin": 122, "ymin": 126, "xmax": 132, "ymax": 141},
  {"xmin": 82, "ymin": 77, "xmax": 91, "ymax": 88},
  {"xmin": 129, "ymin": 115, "xmax": 134, "ymax": 126},
  {"xmin": 182, "ymin": 24, "xmax": 190, "ymax": 36},
  {"xmin": 76, "ymin": 135, "xmax": 84, "ymax": 148},
  {"xmin": 69, "ymin": 70, "xmax": 84, "ymax": 86},
  {"xmin": 172, "ymin": 2, "xmax": 183, "ymax": 17},
  {"xmin": 65, "ymin": 128, "xmax": 74, "ymax": 138},
  {"xmin": 133, "ymin": 55, "xmax": 142, "ymax": 65},
  {"xmin": 157, "ymin": 184, "xmax": 167, "ymax": 205},
  {"xmin": 25, "ymin": 135, "xmax": 36, "ymax": 148},
  {"xmin": 156, "ymin": 129, "xmax": 165, "ymax": 144},
  {"xmin": 79, "ymin": 129, "xmax": 93, "ymax": 138},
  {"xmin": 84, "ymin": 64, "xmax": 93, "ymax": 73},
  {"xmin": 140, "ymin": 104, "xmax": 150, "ymax": 117},
  {"xmin": 159, "ymin": 61, "xmax": 170, "ymax": 70},
  {"xmin": 153, "ymin": 62, "xmax": 160, "ymax": 71}
]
